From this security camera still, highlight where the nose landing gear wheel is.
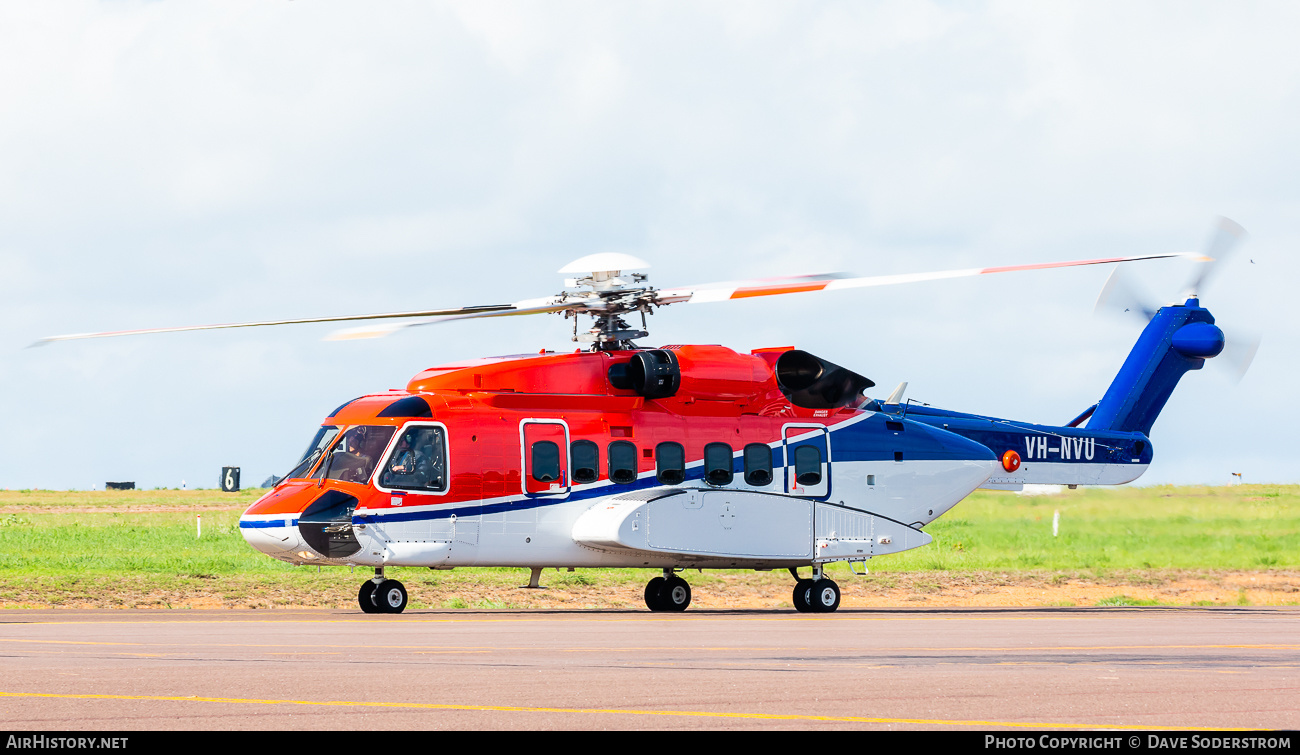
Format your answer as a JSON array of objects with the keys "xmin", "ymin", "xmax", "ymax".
[
  {"xmin": 373, "ymin": 579, "xmax": 408, "ymax": 613},
  {"xmin": 792, "ymin": 579, "xmax": 815, "ymax": 612},
  {"xmin": 810, "ymin": 579, "xmax": 841, "ymax": 613}
]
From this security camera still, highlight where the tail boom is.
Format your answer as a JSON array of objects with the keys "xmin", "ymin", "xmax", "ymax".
[{"xmin": 876, "ymin": 404, "xmax": 1151, "ymax": 487}]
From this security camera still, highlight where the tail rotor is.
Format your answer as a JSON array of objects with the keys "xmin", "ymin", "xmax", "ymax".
[
  {"xmin": 1183, "ymin": 216, "xmax": 1248, "ymax": 300},
  {"xmin": 1093, "ymin": 216, "xmax": 1260, "ymax": 383}
]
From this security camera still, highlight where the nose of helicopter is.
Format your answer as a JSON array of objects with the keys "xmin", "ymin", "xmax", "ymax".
[{"xmin": 238, "ymin": 482, "xmax": 316, "ymax": 560}]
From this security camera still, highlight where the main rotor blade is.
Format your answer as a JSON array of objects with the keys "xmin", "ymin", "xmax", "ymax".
[
  {"xmin": 656, "ymin": 252, "xmax": 1200, "ymax": 306},
  {"xmin": 325, "ymin": 299, "xmax": 578, "ymax": 340},
  {"xmin": 32, "ymin": 304, "xmax": 519, "ymax": 346}
]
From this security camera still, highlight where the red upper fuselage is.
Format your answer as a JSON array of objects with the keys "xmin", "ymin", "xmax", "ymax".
[{"xmin": 244, "ymin": 344, "xmax": 862, "ymax": 518}]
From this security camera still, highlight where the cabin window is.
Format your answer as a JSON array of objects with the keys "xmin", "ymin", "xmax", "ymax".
[
  {"xmin": 743, "ymin": 443, "xmax": 773, "ymax": 486},
  {"xmin": 793, "ymin": 445, "xmax": 822, "ymax": 486},
  {"xmin": 530, "ymin": 441, "xmax": 561, "ymax": 483},
  {"xmin": 286, "ymin": 426, "xmax": 340, "ymax": 480},
  {"xmin": 656, "ymin": 442, "xmax": 686, "ymax": 485},
  {"xmin": 704, "ymin": 442, "xmax": 734, "ymax": 486},
  {"xmin": 379, "ymin": 425, "xmax": 447, "ymax": 492},
  {"xmin": 321, "ymin": 425, "xmax": 397, "ymax": 484},
  {"xmin": 571, "ymin": 440, "xmax": 599, "ymax": 484},
  {"xmin": 608, "ymin": 441, "xmax": 638, "ymax": 484}
]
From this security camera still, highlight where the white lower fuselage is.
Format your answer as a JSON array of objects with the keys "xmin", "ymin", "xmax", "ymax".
[{"xmin": 243, "ymin": 454, "xmax": 997, "ymax": 570}]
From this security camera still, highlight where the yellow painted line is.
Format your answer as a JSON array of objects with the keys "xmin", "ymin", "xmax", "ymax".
[{"xmin": 0, "ymin": 691, "xmax": 1255, "ymax": 731}]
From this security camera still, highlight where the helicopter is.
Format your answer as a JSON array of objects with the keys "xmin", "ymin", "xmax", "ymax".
[{"xmin": 37, "ymin": 221, "xmax": 1252, "ymax": 614}]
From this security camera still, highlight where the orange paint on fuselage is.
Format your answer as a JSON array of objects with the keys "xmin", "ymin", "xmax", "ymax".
[{"xmin": 243, "ymin": 345, "xmax": 857, "ymax": 519}]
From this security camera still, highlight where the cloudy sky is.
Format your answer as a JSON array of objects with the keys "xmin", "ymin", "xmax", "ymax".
[{"xmin": 2, "ymin": 1, "xmax": 1297, "ymax": 490}]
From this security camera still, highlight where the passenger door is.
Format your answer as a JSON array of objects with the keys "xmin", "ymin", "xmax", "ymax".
[
  {"xmin": 521, "ymin": 420, "xmax": 570, "ymax": 497},
  {"xmin": 783, "ymin": 424, "xmax": 830, "ymax": 499}
]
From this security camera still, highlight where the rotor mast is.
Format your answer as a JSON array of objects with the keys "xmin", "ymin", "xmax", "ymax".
[{"xmin": 558, "ymin": 254, "xmax": 656, "ymax": 351}]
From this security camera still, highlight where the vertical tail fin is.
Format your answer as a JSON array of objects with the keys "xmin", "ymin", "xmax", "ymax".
[{"xmin": 1089, "ymin": 298, "xmax": 1224, "ymax": 434}]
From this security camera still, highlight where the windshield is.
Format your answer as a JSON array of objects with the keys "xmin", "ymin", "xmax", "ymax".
[
  {"xmin": 319, "ymin": 425, "xmax": 397, "ymax": 484},
  {"xmin": 284, "ymin": 426, "xmax": 340, "ymax": 481}
]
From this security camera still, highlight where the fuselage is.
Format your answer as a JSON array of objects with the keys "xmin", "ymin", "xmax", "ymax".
[{"xmin": 240, "ymin": 345, "xmax": 997, "ymax": 570}]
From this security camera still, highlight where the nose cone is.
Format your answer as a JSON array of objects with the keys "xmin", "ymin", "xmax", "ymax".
[
  {"xmin": 238, "ymin": 482, "xmax": 317, "ymax": 560},
  {"xmin": 240, "ymin": 518, "xmax": 302, "ymax": 559}
]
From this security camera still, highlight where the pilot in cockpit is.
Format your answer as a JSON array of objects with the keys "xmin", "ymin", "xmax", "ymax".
[
  {"xmin": 327, "ymin": 426, "xmax": 393, "ymax": 483},
  {"xmin": 381, "ymin": 428, "xmax": 445, "ymax": 490}
]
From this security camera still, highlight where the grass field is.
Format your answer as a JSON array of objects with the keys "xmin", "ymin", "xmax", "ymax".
[{"xmin": 0, "ymin": 484, "xmax": 1296, "ymax": 609}]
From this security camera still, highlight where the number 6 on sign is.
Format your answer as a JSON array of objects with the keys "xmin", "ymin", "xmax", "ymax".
[{"xmin": 221, "ymin": 467, "xmax": 240, "ymax": 493}]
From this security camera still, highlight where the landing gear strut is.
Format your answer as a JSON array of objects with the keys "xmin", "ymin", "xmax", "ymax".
[
  {"xmin": 790, "ymin": 566, "xmax": 840, "ymax": 613},
  {"xmin": 644, "ymin": 569, "xmax": 691, "ymax": 612},
  {"xmin": 359, "ymin": 568, "xmax": 408, "ymax": 614}
]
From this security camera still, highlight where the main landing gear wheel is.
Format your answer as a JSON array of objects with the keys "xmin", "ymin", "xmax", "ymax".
[
  {"xmin": 792, "ymin": 579, "xmax": 815, "ymax": 613},
  {"xmin": 361, "ymin": 576, "xmax": 405, "ymax": 613},
  {"xmin": 644, "ymin": 575, "xmax": 691, "ymax": 612},
  {"xmin": 810, "ymin": 579, "xmax": 841, "ymax": 613},
  {"xmin": 373, "ymin": 579, "xmax": 408, "ymax": 614},
  {"xmin": 358, "ymin": 581, "xmax": 381, "ymax": 613},
  {"xmin": 644, "ymin": 577, "xmax": 666, "ymax": 610}
]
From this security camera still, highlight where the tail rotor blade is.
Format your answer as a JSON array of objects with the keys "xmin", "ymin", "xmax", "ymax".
[
  {"xmin": 1218, "ymin": 330, "xmax": 1261, "ymax": 382},
  {"xmin": 1094, "ymin": 267, "xmax": 1158, "ymax": 322},
  {"xmin": 1184, "ymin": 216, "xmax": 1247, "ymax": 298}
]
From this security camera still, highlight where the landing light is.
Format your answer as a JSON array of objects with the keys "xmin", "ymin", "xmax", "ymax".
[{"xmin": 297, "ymin": 551, "xmax": 318, "ymax": 560}]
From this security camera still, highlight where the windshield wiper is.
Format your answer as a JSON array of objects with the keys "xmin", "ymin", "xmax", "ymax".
[{"xmin": 317, "ymin": 450, "xmax": 336, "ymax": 488}]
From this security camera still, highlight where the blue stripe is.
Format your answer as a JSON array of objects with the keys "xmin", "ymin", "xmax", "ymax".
[
  {"xmin": 240, "ymin": 518, "xmax": 297, "ymax": 529},
  {"xmin": 241, "ymin": 414, "xmax": 996, "ymax": 528}
]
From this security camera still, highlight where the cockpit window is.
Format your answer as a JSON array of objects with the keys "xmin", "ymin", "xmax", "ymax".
[
  {"xmin": 319, "ymin": 425, "xmax": 397, "ymax": 484},
  {"xmin": 284, "ymin": 426, "xmax": 340, "ymax": 481},
  {"xmin": 379, "ymin": 425, "xmax": 448, "ymax": 492}
]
